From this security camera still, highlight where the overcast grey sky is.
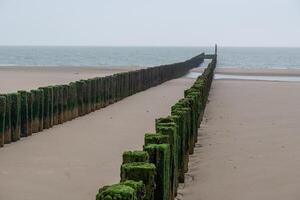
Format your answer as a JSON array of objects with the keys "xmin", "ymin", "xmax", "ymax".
[{"xmin": 0, "ymin": 0, "xmax": 299, "ymax": 47}]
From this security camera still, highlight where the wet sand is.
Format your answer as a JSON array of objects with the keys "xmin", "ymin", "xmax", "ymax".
[
  {"xmin": 0, "ymin": 72, "xmax": 194, "ymax": 200},
  {"xmin": 216, "ymin": 67, "xmax": 300, "ymax": 76},
  {"xmin": 181, "ymin": 78, "xmax": 300, "ymax": 200},
  {"xmin": 0, "ymin": 66, "xmax": 137, "ymax": 93}
]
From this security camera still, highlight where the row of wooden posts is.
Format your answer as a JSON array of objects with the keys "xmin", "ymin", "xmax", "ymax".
[
  {"xmin": 0, "ymin": 53, "xmax": 205, "ymax": 148},
  {"xmin": 96, "ymin": 56, "xmax": 217, "ymax": 200}
]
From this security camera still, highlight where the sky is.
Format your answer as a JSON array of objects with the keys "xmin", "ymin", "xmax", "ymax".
[{"xmin": 0, "ymin": 0, "xmax": 300, "ymax": 47}]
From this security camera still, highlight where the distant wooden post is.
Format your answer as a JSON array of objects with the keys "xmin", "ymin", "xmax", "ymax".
[{"xmin": 215, "ymin": 44, "xmax": 218, "ymax": 55}]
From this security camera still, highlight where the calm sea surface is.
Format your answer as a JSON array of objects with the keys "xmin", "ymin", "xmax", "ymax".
[{"xmin": 0, "ymin": 46, "xmax": 300, "ymax": 68}]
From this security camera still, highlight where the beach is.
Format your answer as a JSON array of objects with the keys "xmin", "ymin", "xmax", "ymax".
[
  {"xmin": 0, "ymin": 66, "xmax": 137, "ymax": 93},
  {"xmin": 1, "ymin": 66, "xmax": 300, "ymax": 200},
  {"xmin": 0, "ymin": 66, "xmax": 195, "ymax": 200},
  {"xmin": 181, "ymin": 69, "xmax": 300, "ymax": 200}
]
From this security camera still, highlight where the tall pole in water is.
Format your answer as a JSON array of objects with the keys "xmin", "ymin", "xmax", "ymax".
[{"xmin": 215, "ymin": 44, "xmax": 217, "ymax": 55}]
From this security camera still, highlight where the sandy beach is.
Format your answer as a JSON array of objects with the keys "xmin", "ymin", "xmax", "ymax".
[
  {"xmin": 0, "ymin": 67, "xmax": 194, "ymax": 200},
  {"xmin": 0, "ymin": 66, "xmax": 137, "ymax": 93},
  {"xmin": 181, "ymin": 70, "xmax": 300, "ymax": 200}
]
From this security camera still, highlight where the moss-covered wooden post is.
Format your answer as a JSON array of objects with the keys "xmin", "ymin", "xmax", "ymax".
[
  {"xmin": 96, "ymin": 180, "xmax": 145, "ymax": 200},
  {"xmin": 0, "ymin": 96, "xmax": 6, "ymax": 147},
  {"xmin": 18, "ymin": 91, "xmax": 29, "ymax": 137},
  {"xmin": 3, "ymin": 94, "xmax": 11, "ymax": 144},
  {"xmin": 69, "ymin": 82, "xmax": 78, "ymax": 119},
  {"xmin": 144, "ymin": 133, "xmax": 169, "ymax": 146},
  {"xmin": 52, "ymin": 86, "xmax": 59, "ymax": 125},
  {"xmin": 39, "ymin": 87, "xmax": 50, "ymax": 129},
  {"xmin": 56, "ymin": 85, "xmax": 63, "ymax": 124},
  {"xmin": 62, "ymin": 85, "xmax": 69, "ymax": 122},
  {"xmin": 90, "ymin": 78, "xmax": 96, "ymax": 112},
  {"xmin": 11, "ymin": 93, "xmax": 21, "ymax": 141},
  {"xmin": 171, "ymin": 107, "xmax": 189, "ymax": 180},
  {"xmin": 155, "ymin": 119, "xmax": 178, "ymax": 198},
  {"xmin": 144, "ymin": 144, "xmax": 170, "ymax": 200},
  {"xmin": 80, "ymin": 80, "xmax": 87, "ymax": 115},
  {"xmin": 48, "ymin": 86, "xmax": 54, "ymax": 127},
  {"xmin": 31, "ymin": 90, "xmax": 39, "ymax": 133},
  {"xmin": 37, "ymin": 89, "xmax": 44, "ymax": 131},
  {"xmin": 86, "ymin": 79, "xmax": 92, "ymax": 113},
  {"xmin": 121, "ymin": 162, "xmax": 156, "ymax": 200},
  {"xmin": 27, "ymin": 92, "xmax": 33, "ymax": 136},
  {"xmin": 75, "ymin": 81, "xmax": 84, "ymax": 116},
  {"xmin": 122, "ymin": 151, "xmax": 149, "ymax": 164}
]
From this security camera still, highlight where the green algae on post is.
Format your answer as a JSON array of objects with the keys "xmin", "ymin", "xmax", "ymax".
[
  {"xmin": 18, "ymin": 90, "xmax": 29, "ymax": 137},
  {"xmin": 144, "ymin": 144, "xmax": 170, "ymax": 200},
  {"xmin": 121, "ymin": 162, "xmax": 156, "ymax": 200},
  {"xmin": 62, "ymin": 85, "xmax": 69, "ymax": 122},
  {"xmin": 97, "ymin": 183, "xmax": 137, "ymax": 200},
  {"xmin": 144, "ymin": 133, "xmax": 169, "ymax": 146},
  {"xmin": 52, "ymin": 86, "xmax": 59, "ymax": 125},
  {"xmin": 122, "ymin": 151, "xmax": 150, "ymax": 164},
  {"xmin": 48, "ymin": 86, "xmax": 54, "ymax": 127},
  {"xmin": 0, "ymin": 96, "xmax": 6, "ymax": 147},
  {"xmin": 155, "ymin": 121, "xmax": 179, "ymax": 198},
  {"xmin": 11, "ymin": 93, "xmax": 21, "ymax": 141},
  {"xmin": 27, "ymin": 92, "xmax": 33, "ymax": 136},
  {"xmin": 39, "ymin": 87, "xmax": 50, "ymax": 129},
  {"xmin": 3, "ymin": 94, "xmax": 11, "ymax": 144},
  {"xmin": 37, "ymin": 89, "xmax": 44, "ymax": 131},
  {"xmin": 57, "ymin": 85, "xmax": 64, "ymax": 124},
  {"xmin": 31, "ymin": 90, "xmax": 40, "ymax": 133}
]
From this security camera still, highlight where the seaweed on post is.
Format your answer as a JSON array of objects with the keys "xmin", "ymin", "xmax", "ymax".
[
  {"xmin": 18, "ymin": 90, "xmax": 29, "ymax": 137},
  {"xmin": 121, "ymin": 162, "xmax": 156, "ymax": 200},
  {"xmin": 122, "ymin": 151, "xmax": 150, "ymax": 164},
  {"xmin": 0, "ymin": 96, "xmax": 6, "ymax": 147},
  {"xmin": 3, "ymin": 94, "xmax": 11, "ymax": 144},
  {"xmin": 144, "ymin": 144, "xmax": 170, "ymax": 200},
  {"xmin": 11, "ymin": 93, "xmax": 21, "ymax": 141}
]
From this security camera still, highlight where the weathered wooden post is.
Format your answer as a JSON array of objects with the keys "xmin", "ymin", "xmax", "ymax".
[
  {"xmin": 18, "ymin": 91, "xmax": 29, "ymax": 137},
  {"xmin": 144, "ymin": 144, "xmax": 170, "ymax": 200},
  {"xmin": 4, "ymin": 94, "xmax": 11, "ymax": 144},
  {"xmin": 122, "ymin": 151, "xmax": 149, "ymax": 164},
  {"xmin": 37, "ymin": 89, "xmax": 44, "ymax": 131},
  {"xmin": 0, "ymin": 96, "xmax": 6, "ymax": 147},
  {"xmin": 52, "ymin": 86, "xmax": 59, "ymax": 125},
  {"xmin": 11, "ymin": 93, "xmax": 21, "ymax": 141},
  {"xmin": 48, "ymin": 86, "xmax": 54, "ymax": 127},
  {"xmin": 155, "ymin": 119, "xmax": 179, "ymax": 199},
  {"xmin": 96, "ymin": 181, "xmax": 145, "ymax": 200},
  {"xmin": 39, "ymin": 87, "xmax": 50, "ymax": 129},
  {"xmin": 27, "ymin": 92, "xmax": 33, "ymax": 136},
  {"xmin": 57, "ymin": 85, "xmax": 64, "ymax": 124},
  {"xmin": 121, "ymin": 162, "xmax": 156, "ymax": 200}
]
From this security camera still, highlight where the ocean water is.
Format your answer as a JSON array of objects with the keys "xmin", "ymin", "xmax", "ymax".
[{"xmin": 0, "ymin": 46, "xmax": 300, "ymax": 68}]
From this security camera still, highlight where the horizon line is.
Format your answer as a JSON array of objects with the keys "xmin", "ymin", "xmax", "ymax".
[{"xmin": 0, "ymin": 45, "xmax": 300, "ymax": 48}]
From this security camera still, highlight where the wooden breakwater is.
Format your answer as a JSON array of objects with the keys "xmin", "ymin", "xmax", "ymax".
[
  {"xmin": 0, "ymin": 54, "xmax": 205, "ymax": 148},
  {"xmin": 96, "ymin": 55, "xmax": 217, "ymax": 200}
]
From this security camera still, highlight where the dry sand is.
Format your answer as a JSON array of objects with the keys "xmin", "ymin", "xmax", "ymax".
[
  {"xmin": 0, "ymin": 68, "xmax": 194, "ymax": 200},
  {"xmin": 0, "ymin": 66, "xmax": 137, "ymax": 93},
  {"xmin": 181, "ymin": 77, "xmax": 300, "ymax": 200}
]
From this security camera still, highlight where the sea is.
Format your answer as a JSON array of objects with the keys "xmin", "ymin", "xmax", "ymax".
[{"xmin": 1, "ymin": 46, "xmax": 300, "ymax": 69}]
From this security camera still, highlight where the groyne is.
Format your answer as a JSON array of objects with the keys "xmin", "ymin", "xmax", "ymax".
[
  {"xmin": 96, "ymin": 55, "xmax": 217, "ymax": 200},
  {"xmin": 0, "ymin": 54, "xmax": 205, "ymax": 148}
]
